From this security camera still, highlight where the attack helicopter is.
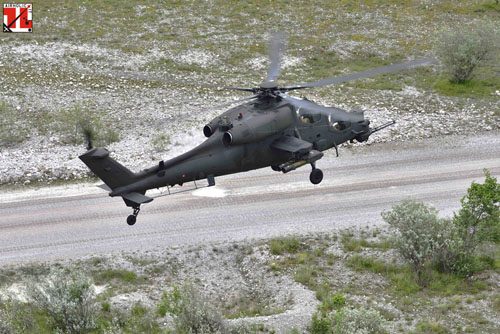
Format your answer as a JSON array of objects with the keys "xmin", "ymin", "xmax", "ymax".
[{"xmin": 80, "ymin": 33, "xmax": 436, "ymax": 225}]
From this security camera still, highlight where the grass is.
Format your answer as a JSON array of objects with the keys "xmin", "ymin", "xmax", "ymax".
[
  {"xmin": 429, "ymin": 77, "xmax": 500, "ymax": 99},
  {"xmin": 94, "ymin": 268, "xmax": 143, "ymax": 285},
  {"xmin": 347, "ymin": 254, "xmax": 492, "ymax": 298},
  {"xmin": 152, "ymin": 134, "xmax": 171, "ymax": 152},
  {"xmin": 224, "ymin": 293, "xmax": 286, "ymax": 319},
  {"xmin": 294, "ymin": 265, "xmax": 316, "ymax": 286},
  {"xmin": 269, "ymin": 237, "xmax": 302, "ymax": 255}
]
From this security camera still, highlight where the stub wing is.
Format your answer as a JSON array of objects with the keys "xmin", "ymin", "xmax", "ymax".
[{"xmin": 271, "ymin": 136, "xmax": 312, "ymax": 154}]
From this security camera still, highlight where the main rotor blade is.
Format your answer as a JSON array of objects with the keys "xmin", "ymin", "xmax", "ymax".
[
  {"xmin": 155, "ymin": 94, "xmax": 258, "ymax": 127},
  {"xmin": 110, "ymin": 70, "xmax": 255, "ymax": 92},
  {"xmin": 199, "ymin": 94, "xmax": 259, "ymax": 113},
  {"xmin": 283, "ymin": 57, "xmax": 437, "ymax": 90},
  {"xmin": 266, "ymin": 31, "xmax": 286, "ymax": 83}
]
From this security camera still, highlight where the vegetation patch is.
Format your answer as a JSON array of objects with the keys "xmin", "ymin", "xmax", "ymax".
[
  {"xmin": 269, "ymin": 237, "xmax": 302, "ymax": 255},
  {"xmin": 53, "ymin": 104, "xmax": 120, "ymax": 147},
  {"xmin": 0, "ymin": 101, "xmax": 29, "ymax": 148}
]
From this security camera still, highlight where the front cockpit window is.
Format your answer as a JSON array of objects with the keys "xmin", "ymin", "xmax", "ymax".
[{"xmin": 329, "ymin": 114, "xmax": 350, "ymax": 132}]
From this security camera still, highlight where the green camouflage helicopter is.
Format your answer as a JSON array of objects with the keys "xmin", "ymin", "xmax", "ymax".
[{"xmin": 80, "ymin": 33, "xmax": 435, "ymax": 225}]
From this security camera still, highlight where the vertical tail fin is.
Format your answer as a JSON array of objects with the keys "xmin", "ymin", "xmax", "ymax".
[{"xmin": 79, "ymin": 148, "xmax": 135, "ymax": 190}]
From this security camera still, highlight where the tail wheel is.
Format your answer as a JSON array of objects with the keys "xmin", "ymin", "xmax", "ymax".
[
  {"xmin": 309, "ymin": 168, "xmax": 323, "ymax": 185},
  {"xmin": 126, "ymin": 206, "xmax": 140, "ymax": 225}
]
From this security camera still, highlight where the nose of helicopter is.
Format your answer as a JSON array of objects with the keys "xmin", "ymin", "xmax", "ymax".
[{"xmin": 353, "ymin": 118, "xmax": 371, "ymax": 134}]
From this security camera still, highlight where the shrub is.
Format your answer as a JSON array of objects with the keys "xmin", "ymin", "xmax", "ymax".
[
  {"xmin": 0, "ymin": 100, "xmax": 28, "ymax": 147},
  {"xmin": 435, "ymin": 22, "xmax": 500, "ymax": 83},
  {"xmin": 444, "ymin": 169, "xmax": 500, "ymax": 277},
  {"xmin": 158, "ymin": 282, "xmax": 227, "ymax": 334},
  {"xmin": 310, "ymin": 312, "xmax": 331, "ymax": 334},
  {"xmin": 311, "ymin": 307, "xmax": 388, "ymax": 334},
  {"xmin": 158, "ymin": 282, "xmax": 258, "ymax": 334},
  {"xmin": 318, "ymin": 294, "xmax": 346, "ymax": 314},
  {"xmin": 334, "ymin": 307, "xmax": 388, "ymax": 334},
  {"xmin": 382, "ymin": 200, "xmax": 448, "ymax": 283},
  {"xmin": 26, "ymin": 268, "xmax": 97, "ymax": 334}
]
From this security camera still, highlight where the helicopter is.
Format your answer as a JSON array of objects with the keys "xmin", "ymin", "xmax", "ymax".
[{"xmin": 80, "ymin": 33, "xmax": 436, "ymax": 225}]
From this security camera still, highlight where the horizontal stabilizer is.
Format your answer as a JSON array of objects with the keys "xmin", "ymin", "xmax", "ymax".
[
  {"xmin": 122, "ymin": 192, "xmax": 154, "ymax": 205},
  {"xmin": 97, "ymin": 183, "xmax": 112, "ymax": 192}
]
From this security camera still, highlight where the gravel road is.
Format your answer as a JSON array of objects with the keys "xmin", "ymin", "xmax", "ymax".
[{"xmin": 0, "ymin": 133, "xmax": 499, "ymax": 266}]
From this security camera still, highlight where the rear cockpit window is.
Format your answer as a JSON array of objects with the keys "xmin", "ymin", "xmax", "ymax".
[{"xmin": 297, "ymin": 108, "xmax": 322, "ymax": 124}]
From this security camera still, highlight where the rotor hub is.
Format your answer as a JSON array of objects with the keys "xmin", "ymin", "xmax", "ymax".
[{"xmin": 260, "ymin": 81, "xmax": 278, "ymax": 90}]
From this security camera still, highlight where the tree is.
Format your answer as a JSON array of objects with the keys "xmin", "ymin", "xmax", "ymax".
[
  {"xmin": 454, "ymin": 169, "xmax": 500, "ymax": 252},
  {"xmin": 435, "ymin": 22, "xmax": 499, "ymax": 83}
]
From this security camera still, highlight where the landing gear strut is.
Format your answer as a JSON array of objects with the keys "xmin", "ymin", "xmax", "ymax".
[
  {"xmin": 127, "ymin": 206, "xmax": 140, "ymax": 226},
  {"xmin": 309, "ymin": 164, "xmax": 323, "ymax": 185}
]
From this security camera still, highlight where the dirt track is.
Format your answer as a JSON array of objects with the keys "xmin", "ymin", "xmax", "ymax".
[{"xmin": 1, "ymin": 134, "xmax": 499, "ymax": 266}]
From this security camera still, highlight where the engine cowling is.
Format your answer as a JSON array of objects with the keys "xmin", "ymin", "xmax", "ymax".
[
  {"xmin": 223, "ymin": 106, "xmax": 294, "ymax": 145},
  {"xmin": 203, "ymin": 119, "xmax": 220, "ymax": 137}
]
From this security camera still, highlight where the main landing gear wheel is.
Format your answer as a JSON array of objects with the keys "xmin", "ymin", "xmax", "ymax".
[
  {"xmin": 127, "ymin": 206, "xmax": 141, "ymax": 226},
  {"xmin": 309, "ymin": 168, "xmax": 323, "ymax": 185},
  {"xmin": 127, "ymin": 215, "xmax": 136, "ymax": 226}
]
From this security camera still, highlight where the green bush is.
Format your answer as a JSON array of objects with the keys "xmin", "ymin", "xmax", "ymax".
[
  {"xmin": 454, "ymin": 169, "xmax": 500, "ymax": 246},
  {"xmin": 382, "ymin": 200, "xmax": 448, "ymax": 283},
  {"xmin": 310, "ymin": 307, "xmax": 388, "ymax": 334},
  {"xmin": 435, "ymin": 22, "xmax": 500, "ymax": 83},
  {"xmin": 383, "ymin": 172, "xmax": 500, "ymax": 279},
  {"xmin": 447, "ymin": 169, "xmax": 500, "ymax": 276},
  {"xmin": 26, "ymin": 269, "xmax": 97, "ymax": 334}
]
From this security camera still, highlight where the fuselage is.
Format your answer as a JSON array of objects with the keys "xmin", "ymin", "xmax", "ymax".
[{"xmin": 111, "ymin": 97, "xmax": 369, "ymax": 197}]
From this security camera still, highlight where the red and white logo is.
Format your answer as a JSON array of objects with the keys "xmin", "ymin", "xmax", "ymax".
[{"xmin": 3, "ymin": 3, "xmax": 32, "ymax": 33}]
